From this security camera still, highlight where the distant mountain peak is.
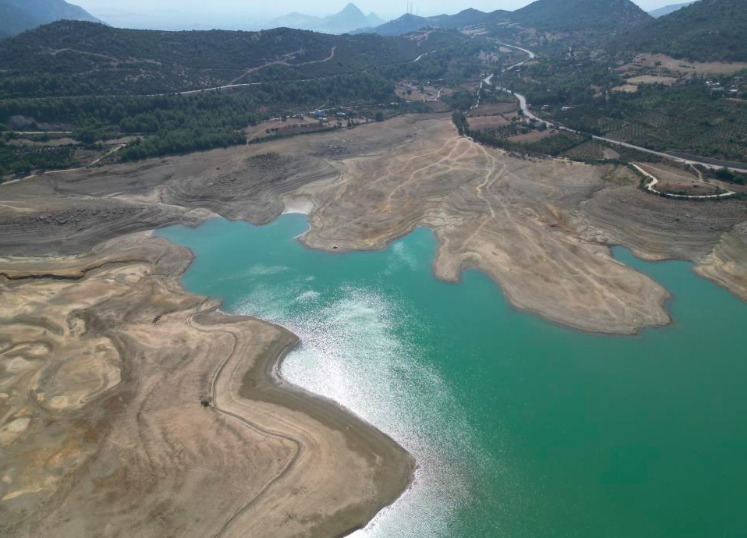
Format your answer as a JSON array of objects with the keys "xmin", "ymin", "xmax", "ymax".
[
  {"xmin": 322, "ymin": 3, "xmax": 372, "ymax": 32},
  {"xmin": 362, "ymin": 8, "xmax": 509, "ymax": 37},
  {"xmin": 264, "ymin": 2, "xmax": 383, "ymax": 34},
  {"xmin": 339, "ymin": 3, "xmax": 364, "ymax": 15},
  {"xmin": 366, "ymin": 12, "xmax": 385, "ymax": 27},
  {"xmin": 0, "ymin": 0, "xmax": 102, "ymax": 39},
  {"xmin": 458, "ymin": 8, "xmax": 485, "ymax": 15},
  {"xmin": 648, "ymin": 2, "xmax": 696, "ymax": 18}
]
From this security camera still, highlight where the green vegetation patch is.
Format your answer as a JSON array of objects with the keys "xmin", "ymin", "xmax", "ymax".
[
  {"xmin": 0, "ymin": 143, "xmax": 78, "ymax": 178},
  {"xmin": 0, "ymin": 21, "xmax": 467, "ymax": 98},
  {"xmin": 613, "ymin": 0, "xmax": 747, "ymax": 62}
]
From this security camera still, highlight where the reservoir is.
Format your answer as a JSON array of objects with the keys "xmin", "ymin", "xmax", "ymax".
[{"xmin": 159, "ymin": 214, "xmax": 747, "ymax": 538}]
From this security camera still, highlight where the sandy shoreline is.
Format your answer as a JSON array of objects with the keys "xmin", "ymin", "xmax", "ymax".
[
  {"xmin": 170, "ymin": 222, "xmax": 418, "ymax": 537},
  {"xmin": 0, "ymin": 231, "xmax": 414, "ymax": 538},
  {"xmin": 191, "ymin": 304, "xmax": 416, "ymax": 538}
]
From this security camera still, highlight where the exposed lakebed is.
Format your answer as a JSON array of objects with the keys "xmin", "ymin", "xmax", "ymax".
[{"xmin": 159, "ymin": 214, "xmax": 747, "ymax": 538}]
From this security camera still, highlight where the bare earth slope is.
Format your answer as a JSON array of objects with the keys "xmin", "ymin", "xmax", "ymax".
[
  {"xmin": 1, "ymin": 113, "xmax": 746, "ymax": 537},
  {"xmin": 695, "ymin": 221, "xmax": 747, "ymax": 301},
  {"xmin": 293, "ymin": 118, "xmax": 673, "ymax": 334},
  {"xmin": 0, "ymin": 233, "xmax": 413, "ymax": 538}
]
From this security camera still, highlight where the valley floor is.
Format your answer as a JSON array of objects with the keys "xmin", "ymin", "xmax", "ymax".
[{"xmin": 1, "ymin": 113, "xmax": 746, "ymax": 537}]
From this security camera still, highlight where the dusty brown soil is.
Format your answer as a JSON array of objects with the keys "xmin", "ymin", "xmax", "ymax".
[
  {"xmin": 1, "ymin": 113, "xmax": 746, "ymax": 538},
  {"xmin": 612, "ymin": 84, "xmax": 639, "ymax": 93},
  {"xmin": 626, "ymin": 75, "xmax": 677, "ymax": 86},
  {"xmin": 638, "ymin": 162, "xmax": 725, "ymax": 196},
  {"xmin": 577, "ymin": 184, "xmax": 747, "ymax": 261},
  {"xmin": 467, "ymin": 102, "xmax": 517, "ymax": 117},
  {"xmin": 246, "ymin": 117, "xmax": 332, "ymax": 142},
  {"xmin": 3, "ymin": 114, "xmax": 746, "ymax": 326},
  {"xmin": 289, "ymin": 121, "xmax": 672, "ymax": 334},
  {"xmin": 508, "ymin": 129, "xmax": 554, "ymax": 143},
  {"xmin": 8, "ymin": 137, "xmax": 78, "ymax": 147},
  {"xmin": 395, "ymin": 82, "xmax": 446, "ymax": 102},
  {"xmin": 696, "ymin": 221, "xmax": 747, "ymax": 301},
  {"xmin": 620, "ymin": 54, "xmax": 747, "ymax": 76},
  {"xmin": 0, "ymin": 234, "xmax": 413, "ymax": 538},
  {"xmin": 613, "ymin": 74, "xmax": 678, "ymax": 93},
  {"xmin": 468, "ymin": 115, "xmax": 512, "ymax": 130}
]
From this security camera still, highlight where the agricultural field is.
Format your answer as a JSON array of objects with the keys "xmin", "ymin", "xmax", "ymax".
[
  {"xmin": 467, "ymin": 114, "xmax": 515, "ymax": 131},
  {"xmin": 562, "ymin": 141, "xmax": 619, "ymax": 161},
  {"xmin": 395, "ymin": 82, "xmax": 448, "ymax": 102},
  {"xmin": 245, "ymin": 116, "xmax": 338, "ymax": 142},
  {"xmin": 550, "ymin": 80, "xmax": 747, "ymax": 162},
  {"xmin": 626, "ymin": 75, "xmax": 677, "ymax": 86},
  {"xmin": 508, "ymin": 129, "xmax": 555, "ymax": 143},
  {"xmin": 619, "ymin": 54, "xmax": 747, "ymax": 77},
  {"xmin": 464, "ymin": 114, "xmax": 590, "ymax": 158},
  {"xmin": 0, "ymin": 145, "xmax": 72, "ymax": 176},
  {"xmin": 468, "ymin": 101, "xmax": 518, "ymax": 117}
]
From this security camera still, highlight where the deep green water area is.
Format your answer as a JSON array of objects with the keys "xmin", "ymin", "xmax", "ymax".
[{"xmin": 158, "ymin": 215, "xmax": 746, "ymax": 538}]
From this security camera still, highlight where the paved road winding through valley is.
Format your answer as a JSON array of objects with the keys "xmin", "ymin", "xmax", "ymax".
[{"xmin": 488, "ymin": 43, "xmax": 747, "ymax": 174}]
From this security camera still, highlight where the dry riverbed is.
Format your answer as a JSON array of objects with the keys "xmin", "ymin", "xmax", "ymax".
[{"xmin": 1, "ymin": 113, "xmax": 746, "ymax": 537}]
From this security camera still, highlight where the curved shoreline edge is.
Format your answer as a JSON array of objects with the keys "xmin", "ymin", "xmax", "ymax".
[
  {"xmin": 192, "ymin": 305, "xmax": 417, "ymax": 538},
  {"xmin": 0, "ymin": 230, "xmax": 414, "ymax": 538},
  {"xmin": 151, "ymin": 234, "xmax": 417, "ymax": 538}
]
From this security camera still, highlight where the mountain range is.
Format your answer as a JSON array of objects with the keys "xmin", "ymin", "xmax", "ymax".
[
  {"xmin": 1, "ymin": 0, "xmax": 743, "ymax": 65},
  {"xmin": 0, "ymin": 21, "xmax": 465, "ymax": 97},
  {"xmin": 0, "ymin": 0, "xmax": 101, "ymax": 39},
  {"xmin": 353, "ymin": 0, "xmax": 744, "ymax": 63},
  {"xmin": 648, "ymin": 2, "xmax": 697, "ymax": 18},
  {"xmin": 264, "ymin": 4, "xmax": 384, "ymax": 34},
  {"xmin": 359, "ymin": 0, "xmax": 652, "ymax": 36},
  {"xmin": 356, "ymin": 9, "xmax": 508, "ymax": 36}
]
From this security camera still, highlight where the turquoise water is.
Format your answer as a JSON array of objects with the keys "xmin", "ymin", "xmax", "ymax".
[{"xmin": 159, "ymin": 215, "xmax": 747, "ymax": 538}]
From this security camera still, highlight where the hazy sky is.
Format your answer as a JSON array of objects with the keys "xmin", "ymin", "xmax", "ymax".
[{"xmin": 74, "ymin": 0, "xmax": 673, "ymax": 27}]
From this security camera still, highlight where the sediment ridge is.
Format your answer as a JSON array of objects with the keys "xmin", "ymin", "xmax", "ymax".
[{"xmin": 0, "ymin": 232, "xmax": 413, "ymax": 538}]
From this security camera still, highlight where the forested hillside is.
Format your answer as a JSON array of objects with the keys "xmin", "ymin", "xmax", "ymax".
[
  {"xmin": 510, "ymin": 0, "xmax": 651, "ymax": 33},
  {"xmin": 365, "ymin": 14, "xmax": 431, "ymax": 36},
  {"xmin": 0, "ymin": 21, "xmax": 465, "ymax": 97},
  {"xmin": 429, "ymin": 9, "xmax": 509, "ymax": 29},
  {"xmin": 2, "ymin": 0, "xmax": 743, "ymax": 176},
  {"xmin": 361, "ymin": 0, "xmax": 649, "ymax": 39},
  {"xmin": 0, "ymin": 23, "xmax": 479, "ymax": 168},
  {"xmin": 362, "ymin": 9, "xmax": 509, "ymax": 36},
  {"xmin": 614, "ymin": 0, "xmax": 746, "ymax": 62}
]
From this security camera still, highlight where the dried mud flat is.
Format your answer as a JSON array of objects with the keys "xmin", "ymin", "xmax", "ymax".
[
  {"xmin": 1, "ymin": 113, "xmax": 746, "ymax": 538},
  {"xmin": 0, "ymin": 234, "xmax": 413, "ymax": 538}
]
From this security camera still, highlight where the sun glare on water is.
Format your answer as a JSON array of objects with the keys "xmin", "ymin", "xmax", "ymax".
[{"xmin": 234, "ymin": 253, "xmax": 482, "ymax": 537}]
